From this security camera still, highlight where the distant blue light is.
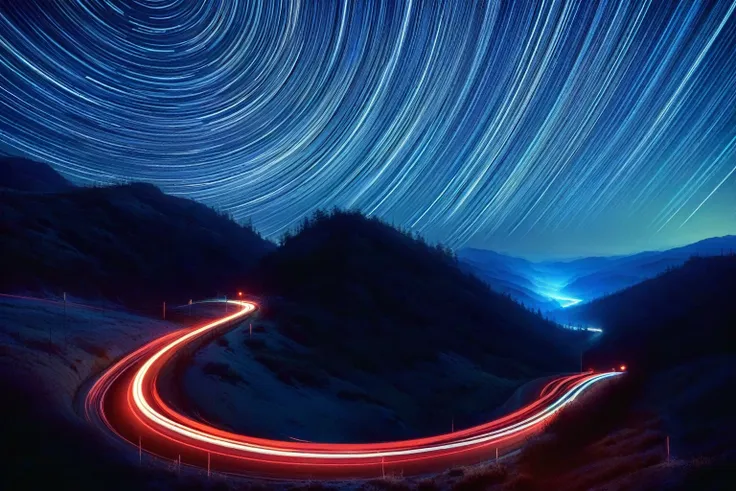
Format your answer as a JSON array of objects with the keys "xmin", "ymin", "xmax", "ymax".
[
  {"xmin": 560, "ymin": 324, "xmax": 603, "ymax": 333},
  {"xmin": 546, "ymin": 295, "xmax": 583, "ymax": 308}
]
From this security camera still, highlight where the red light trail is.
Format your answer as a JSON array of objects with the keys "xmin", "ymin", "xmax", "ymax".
[{"xmin": 85, "ymin": 299, "xmax": 622, "ymax": 479}]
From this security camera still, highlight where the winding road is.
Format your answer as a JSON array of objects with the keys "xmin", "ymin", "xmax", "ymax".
[{"xmin": 85, "ymin": 299, "xmax": 622, "ymax": 479}]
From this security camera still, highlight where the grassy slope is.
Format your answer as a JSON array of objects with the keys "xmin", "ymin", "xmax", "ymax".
[
  {"xmin": 0, "ymin": 296, "xmax": 176, "ymax": 490},
  {"xmin": 0, "ymin": 297, "xmax": 299, "ymax": 491}
]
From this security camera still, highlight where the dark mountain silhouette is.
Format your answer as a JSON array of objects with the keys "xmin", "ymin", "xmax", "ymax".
[
  {"xmin": 0, "ymin": 161, "xmax": 275, "ymax": 306},
  {"xmin": 563, "ymin": 255, "xmax": 736, "ymax": 371},
  {"xmin": 252, "ymin": 209, "xmax": 579, "ymax": 376},
  {"xmin": 165, "ymin": 209, "xmax": 589, "ymax": 442},
  {"xmin": 459, "ymin": 236, "xmax": 736, "ymax": 310},
  {"xmin": 542, "ymin": 255, "xmax": 736, "ymax": 482},
  {"xmin": 0, "ymin": 157, "xmax": 75, "ymax": 192},
  {"xmin": 558, "ymin": 236, "xmax": 736, "ymax": 299}
]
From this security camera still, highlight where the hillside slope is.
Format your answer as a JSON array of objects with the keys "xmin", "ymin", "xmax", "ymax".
[
  {"xmin": 520, "ymin": 255, "xmax": 736, "ymax": 488},
  {"xmin": 255, "ymin": 210, "xmax": 577, "ymax": 374},
  {"xmin": 565, "ymin": 255, "xmax": 736, "ymax": 371},
  {"xmin": 0, "ymin": 161, "xmax": 275, "ymax": 306}
]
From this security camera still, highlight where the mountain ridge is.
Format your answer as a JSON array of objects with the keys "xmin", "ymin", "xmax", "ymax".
[
  {"xmin": 0, "ymin": 160, "xmax": 275, "ymax": 306},
  {"xmin": 459, "ymin": 234, "xmax": 736, "ymax": 310},
  {"xmin": 0, "ymin": 156, "xmax": 75, "ymax": 193}
]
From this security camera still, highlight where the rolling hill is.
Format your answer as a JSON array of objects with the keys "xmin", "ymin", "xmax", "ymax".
[
  {"xmin": 253, "ymin": 210, "xmax": 578, "ymax": 374},
  {"xmin": 0, "ymin": 159, "xmax": 275, "ymax": 307}
]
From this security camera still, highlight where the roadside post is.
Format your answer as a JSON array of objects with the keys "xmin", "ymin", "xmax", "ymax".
[{"xmin": 63, "ymin": 291, "xmax": 67, "ymax": 344}]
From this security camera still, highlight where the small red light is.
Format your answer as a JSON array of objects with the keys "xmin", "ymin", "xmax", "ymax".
[
  {"xmin": 620, "ymin": 365, "xmax": 627, "ymax": 371},
  {"xmin": 238, "ymin": 291, "xmax": 243, "ymax": 297}
]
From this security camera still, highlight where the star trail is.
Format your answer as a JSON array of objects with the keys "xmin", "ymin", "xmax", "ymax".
[{"xmin": 1, "ymin": 1, "xmax": 735, "ymax": 257}]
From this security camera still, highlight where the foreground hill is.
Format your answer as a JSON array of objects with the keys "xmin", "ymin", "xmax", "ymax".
[
  {"xmin": 255, "ymin": 210, "xmax": 577, "ymax": 374},
  {"xmin": 177, "ymin": 210, "xmax": 585, "ymax": 442},
  {"xmin": 0, "ymin": 161, "xmax": 275, "ymax": 306},
  {"xmin": 443, "ymin": 256, "xmax": 734, "ymax": 490},
  {"xmin": 560, "ymin": 255, "xmax": 736, "ymax": 470}
]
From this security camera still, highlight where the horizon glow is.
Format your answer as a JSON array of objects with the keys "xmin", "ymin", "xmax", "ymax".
[{"xmin": 547, "ymin": 295, "xmax": 583, "ymax": 309}]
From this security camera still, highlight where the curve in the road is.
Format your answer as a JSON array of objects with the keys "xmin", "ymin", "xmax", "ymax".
[{"xmin": 85, "ymin": 299, "xmax": 622, "ymax": 479}]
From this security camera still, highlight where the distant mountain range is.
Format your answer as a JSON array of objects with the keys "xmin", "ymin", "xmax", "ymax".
[
  {"xmin": 458, "ymin": 249, "xmax": 561, "ymax": 312},
  {"xmin": 459, "ymin": 235, "xmax": 736, "ymax": 312}
]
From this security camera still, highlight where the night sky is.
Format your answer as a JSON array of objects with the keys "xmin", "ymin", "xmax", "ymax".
[{"xmin": 1, "ymin": 1, "xmax": 735, "ymax": 258}]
